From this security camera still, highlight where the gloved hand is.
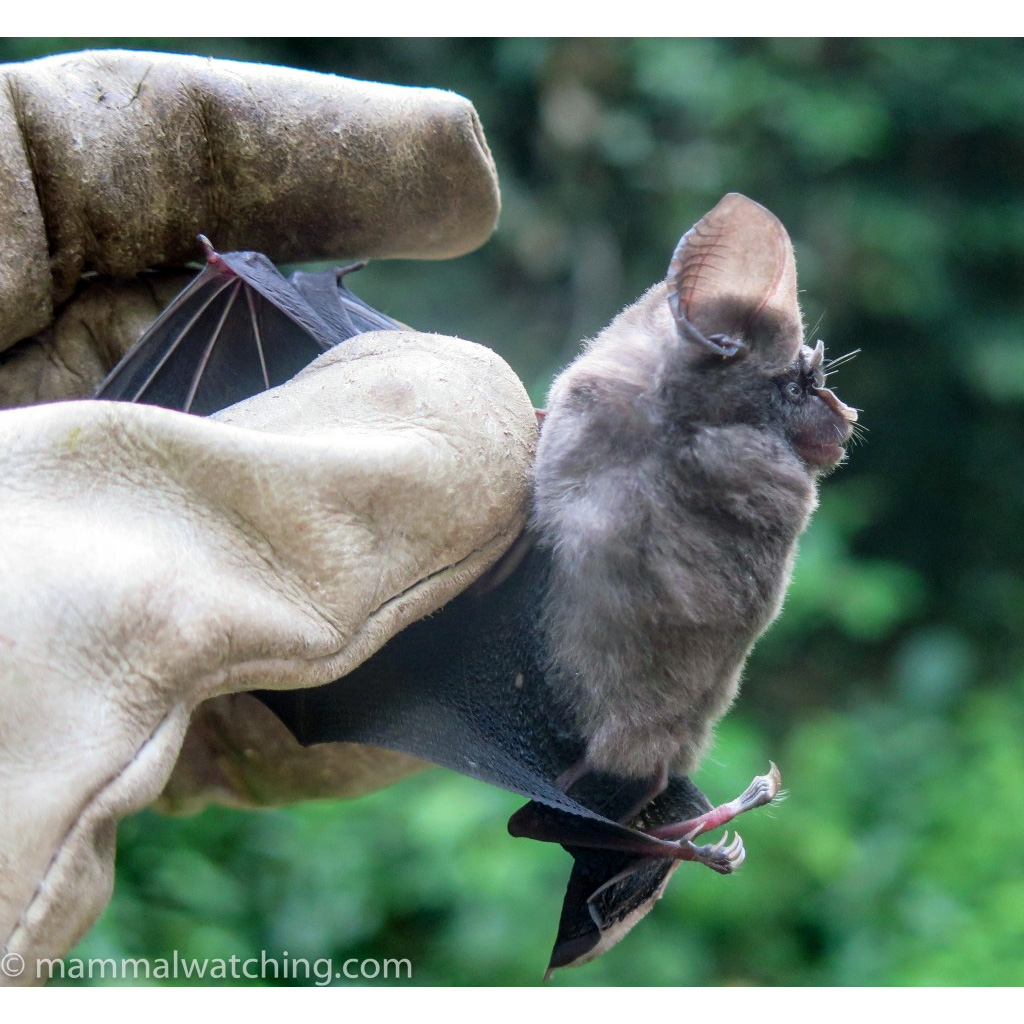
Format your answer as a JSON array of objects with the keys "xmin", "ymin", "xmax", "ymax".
[{"xmin": 0, "ymin": 50, "xmax": 536, "ymax": 986}]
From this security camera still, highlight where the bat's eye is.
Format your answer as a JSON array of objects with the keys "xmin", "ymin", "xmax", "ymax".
[{"xmin": 783, "ymin": 380, "xmax": 803, "ymax": 402}]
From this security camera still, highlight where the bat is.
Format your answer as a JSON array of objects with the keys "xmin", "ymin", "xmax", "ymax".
[{"xmin": 93, "ymin": 194, "xmax": 858, "ymax": 976}]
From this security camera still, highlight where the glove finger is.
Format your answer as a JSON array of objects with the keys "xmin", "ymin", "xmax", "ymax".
[{"xmin": 0, "ymin": 49, "xmax": 500, "ymax": 350}]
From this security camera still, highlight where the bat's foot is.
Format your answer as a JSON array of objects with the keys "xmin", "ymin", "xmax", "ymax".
[
  {"xmin": 648, "ymin": 762, "xmax": 782, "ymax": 843},
  {"xmin": 677, "ymin": 831, "xmax": 746, "ymax": 874}
]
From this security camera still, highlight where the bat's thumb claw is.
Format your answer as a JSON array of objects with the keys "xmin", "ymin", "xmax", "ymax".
[{"xmin": 197, "ymin": 235, "xmax": 220, "ymax": 262}]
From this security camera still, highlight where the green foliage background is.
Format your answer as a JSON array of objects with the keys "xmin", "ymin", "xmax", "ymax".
[{"xmin": 5, "ymin": 38, "xmax": 1023, "ymax": 986}]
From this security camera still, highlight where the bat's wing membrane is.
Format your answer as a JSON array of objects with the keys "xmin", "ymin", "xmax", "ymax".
[
  {"xmin": 292, "ymin": 263, "xmax": 404, "ymax": 337},
  {"xmin": 532, "ymin": 777, "xmax": 711, "ymax": 974},
  {"xmin": 257, "ymin": 547, "xmax": 695, "ymax": 859},
  {"xmin": 93, "ymin": 241, "xmax": 377, "ymax": 416}
]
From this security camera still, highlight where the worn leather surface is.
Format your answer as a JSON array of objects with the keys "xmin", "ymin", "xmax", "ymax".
[
  {"xmin": 0, "ymin": 331, "xmax": 536, "ymax": 984},
  {"xmin": 0, "ymin": 49, "xmax": 500, "ymax": 355}
]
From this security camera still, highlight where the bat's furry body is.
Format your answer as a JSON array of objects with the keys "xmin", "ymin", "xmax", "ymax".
[
  {"xmin": 535, "ymin": 195, "xmax": 856, "ymax": 785},
  {"xmin": 536, "ymin": 285, "xmax": 816, "ymax": 778}
]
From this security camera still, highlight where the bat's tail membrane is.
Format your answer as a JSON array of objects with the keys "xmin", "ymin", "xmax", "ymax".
[{"xmin": 94, "ymin": 242, "xmax": 363, "ymax": 416}]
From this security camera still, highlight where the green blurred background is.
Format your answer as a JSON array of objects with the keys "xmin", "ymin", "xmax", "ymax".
[{"xmin": 5, "ymin": 38, "xmax": 1023, "ymax": 986}]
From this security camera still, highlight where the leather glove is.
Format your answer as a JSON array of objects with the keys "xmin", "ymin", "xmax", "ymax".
[{"xmin": 0, "ymin": 50, "xmax": 536, "ymax": 986}]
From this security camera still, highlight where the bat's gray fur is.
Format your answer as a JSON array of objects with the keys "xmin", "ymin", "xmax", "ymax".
[{"xmin": 531, "ymin": 194, "xmax": 856, "ymax": 780}]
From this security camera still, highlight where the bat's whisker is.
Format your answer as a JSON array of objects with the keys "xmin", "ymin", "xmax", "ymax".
[{"xmin": 823, "ymin": 348, "xmax": 861, "ymax": 373}]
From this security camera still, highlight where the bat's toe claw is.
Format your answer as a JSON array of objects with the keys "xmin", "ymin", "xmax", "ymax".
[{"xmin": 685, "ymin": 831, "xmax": 746, "ymax": 874}]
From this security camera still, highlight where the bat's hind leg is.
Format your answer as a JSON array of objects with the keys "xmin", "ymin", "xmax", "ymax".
[
  {"xmin": 650, "ymin": 762, "xmax": 782, "ymax": 844},
  {"xmin": 617, "ymin": 761, "xmax": 669, "ymax": 824},
  {"xmin": 555, "ymin": 759, "xmax": 670, "ymax": 824}
]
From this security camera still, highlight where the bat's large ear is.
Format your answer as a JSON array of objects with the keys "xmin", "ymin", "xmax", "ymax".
[{"xmin": 666, "ymin": 193, "xmax": 802, "ymax": 365}]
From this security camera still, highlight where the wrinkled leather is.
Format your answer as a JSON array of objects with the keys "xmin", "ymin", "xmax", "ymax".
[
  {"xmin": 0, "ymin": 49, "xmax": 500, "ymax": 353},
  {"xmin": 0, "ymin": 274, "xmax": 193, "ymax": 410},
  {"xmin": 0, "ymin": 331, "xmax": 537, "ymax": 984}
]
